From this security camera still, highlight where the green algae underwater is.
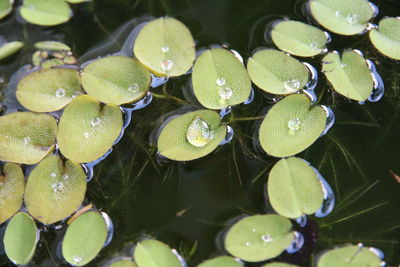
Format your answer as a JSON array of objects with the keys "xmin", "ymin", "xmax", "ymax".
[{"xmin": 0, "ymin": 0, "xmax": 400, "ymax": 266}]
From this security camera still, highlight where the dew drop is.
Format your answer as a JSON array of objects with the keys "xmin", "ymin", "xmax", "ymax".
[
  {"xmin": 62, "ymin": 174, "xmax": 69, "ymax": 180},
  {"xmin": 72, "ymin": 255, "xmax": 82, "ymax": 264},
  {"xmin": 23, "ymin": 136, "xmax": 31, "ymax": 144},
  {"xmin": 261, "ymin": 234, "xmax": 273, "ymax": 243},
  {"xmin": 161, "ymin": 46, "xmax": 170, "ymax": 53},
  {"xmin": 55, "ymin": 88, "xmax": 65, "ymax": 98},
  {"xmin": 160, "ymin": 59, "xmax": 173, "ymax": 71},
  {"xmin": 52, "ymin": 182, "xmax": 64, "ymax": 192},
  {"xmin": 340, "ymin": 63, "xmax": 347, "ymax": 68},
  {"xmin": 83, "ymin": 132, "xmax": 91, "ymax": 138},
  {"xmin": 50, "ymin": 172, "xmax": 57, "ymax": 178},
  {"xmin": 251, "ymin": 228, "xmax": 257, "ymax": 232},
  {"xmin": 309, "ymin": 42, "xmax": 317, "ymax": 49},
  {"xmin": 90, "ymin": 117, "xmax": 102, "ymax": 127},
  {"xmin": 216, "ymin": 77, "xmax": 226, "ymax": 86},
  {"xmin": 288, "ymin": 118, "xmax": 301, "ymax": 135},
  {"xmin": 284, "ymin": 79, "xmax": 301, "ymax": 92},
  {"xmin": 346, "ymin": 13, "xmax": 359, "ymax": 24},
  {"xmin": 186, "ymin": 116, "xmax": 215, "ymax": 147},
  {"xmin": 219, "ymin": 87, "xmax": 233, "ymax": 100},
  {"xmin": 335, "ymin": 10, "xmax": 342, "ymax": 17},
  {"xmin": 128, "ymin": 83, "xmax": 139, "ymax": 93},
  {"xmin": 245, "ymin": 242, "xmax": 251, "ymax": 246}
]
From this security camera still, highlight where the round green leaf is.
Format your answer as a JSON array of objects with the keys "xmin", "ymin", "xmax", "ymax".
[
  {"xmin": 0, "ymin": 112, "xmax": 57, "ymax": 164},
  {"xmin": 191, "ymin": 48, "xmax": 251, "ymax": 109},
  {"xmin": 16, "ymin": 68, "xmax": 83, "ymax": 112},
  {"xmin": 81, "ymin": 55, "xmax": 151, "ymax": 105},
  {"xmin": 134, "ymin": 239, "xmax": 182, "ymax": 267},
  {"xmin": 157, "ymin": 109, "xmax": 227, "ymax": 161},
  {"xmin": 268, "ymin": 157, "xmax": 324, "ymax": 218},
  {"xmin": 224, "ymin": 214, "xmax": 294, "ymax": 262},
  {"xmin": 308, "ymin": 0, "xmax": 375, "ymax": 35},
  {"xmin": 19, "ymin": 0, "xmax": 72, "ymax": 26},
  {"xmin": 24, "ymin": 155, "xmax": 87, "ymax": 224},
  {"xmin": 247, "ymin": 49, "xmax": 309, "ymax": 95},
  {"xmin": 133, "ymin": 17, "xmax": 196, "ymax": 77},
  {"xmin": 57, "ymin": 95, "xmax": 123, "ymax": 163},
  {"xmin": 262, "ymin": 263, "xmax": 300, "ymax": 267},
  {"xmin": 0, "ymin": 41, "xmax": 23, "ymax": 61},
  {"xmin": 108, "ymin": 259, "xmax": 138, "ymax": 267},
  {"xmin": 259, "ymin": 94, "xmax": 327, "ymax": 157},
  {"xmin": 270, "ymin": 20, "xmax": 329, "ymax": 57},
  {"xmin": 321, "ymin": 50, "xmax": 373, "ymax": 101},
  {"xmin": 62, "ymin": 211, "xmax": 108, "ymax": 266},
  {"xmin": 198, "ymin": 256, "xmax": 243, "ymax": 267},
  {"xmin": 4, "ymin": 212, "xmax": 38, "ymax": 265},
  {"xmin": 0, "ymin": 163, "xmax": 25, "ymax": 224},
  {"xmin": 0, "ymin": 0, "xmax": 13, "ymax": 20},
  {"xmin": 34, "ymin": 40, "xmax": 71, "ymax": 51},
  {"xmin": 369, "ymin": 17, "xmax": 400, "ymax": 60},
  {"xmin": 317, "ymin": 245, "xmax": 383, "ymax": 267}
]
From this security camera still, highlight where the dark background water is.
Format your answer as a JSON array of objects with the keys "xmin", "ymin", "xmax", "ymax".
[{"xmin": 0, "ymin": 0, "xmax": 400, "ymax": 266}]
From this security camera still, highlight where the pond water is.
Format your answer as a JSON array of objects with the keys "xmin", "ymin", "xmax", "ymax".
[{"xmin": 0, "ymin": 0, "xmax": 400, "ymax": 266}]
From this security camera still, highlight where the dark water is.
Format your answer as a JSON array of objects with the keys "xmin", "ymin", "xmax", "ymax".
[{"xmin": 0, "ymin": 0, "xmax": 400, "ymax": 266}]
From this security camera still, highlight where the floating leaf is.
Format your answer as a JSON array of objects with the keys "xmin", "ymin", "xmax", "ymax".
[
  {"xmin": 108, "ymin": 259, "xmax": 138, "ymax": 267},
  {"xmin": 134, "ymin": 239, "xmax": 183, "ymax": 267},
  {"xmin": 317, "ymin": 245, "xmax": 383, "ymax": 267},
  {"xmin": 0, "ymin": 0, "xmax": 13, "ymax": 20},
  {"xmin": 81, "ymin": 55, "xmax": 151, "ymax": 105},
  {"xmin": 24, "ymin": 155, "xmax": 87, "ymax": 224},
  {"xmin": 57, "ymin": 95, "xmax": 123, "ymax": 163},
  {"xmin": 16, "ymin": 68, "xmax": 82, "ymax": 112},
  {"xmin": 0, "ymin": 163, "xmax": 25, "ymax": 224},
  {"xmin": 3, "ymin": 212, "xmax": 38, "ymax": 265},
  {"xmin": 0, "ymin": 112, "xmax": 57, "ymax": 164},
  {"xmin": 369, "ymin": 17, "xmax": 400, "ymax": 60},
  {"xmin": 0, "ymin": 41, "xmax": 23, "ymax": 61},
  {"xmin": 34, "ymin": 40, "xmax": 71, "ymax": 51},
  {"xmin": 198, "ymin": 256, "xmax": 243, "ymax": 267},
  {"xmin": 321, "ymin": 50, "xmax": 373, "ymax": 101},
  {"xmin": 270, "ymin": 20, "xmax": 329, "ymax": 57},
  {"xmin": 133, "ymin": 17, "xmax": 196, "ymax": 77},
  {"xmin": 262, "ymin": 263, "xmax": 300, "ymax": 267},
  {"xmin": 247, "ymin": 49, "xmax": 309, "ymax": 95},
  {"xmin": 191, "ymin": 48, "xmax": 251, "ymax": 109},
  {"xmin": 267, "ymin": 157, "xmax": 324, "ymax": 218},
  {"xmin": 224, "ymin": 214, "xmax": 294, "ymax": 262},
  {"xmin": 62, "ymin": 211, "xmax": 108, "ymax": 266},
  {"xmin": 157, "ymin": 110, "xmax": 227, "ymax": 161},
  {"xmin": 259, "ymin": 94, "xmax": 327, "ymax": 157},
  {"xmin": 19, "ymin": 0, "xmax": 72, "ymax": 26},
  {"xmin": 308, "ymin": 0, "xmax": 375, "ymax": 35}
]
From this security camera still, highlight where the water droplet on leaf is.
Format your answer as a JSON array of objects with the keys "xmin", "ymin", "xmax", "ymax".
[
  {"xmin": 284, "ymin": 79, "xmax": 301, "ymax": 92},
  {"xmin": 288, "ymin": 118, "xmax": 301, "ymax": 135},
  {"xmin": 90, "ymin": 117, "xmax": 102, "ymax": 127},
  {"xmin": 52, "ymin": 182, "xmax": 64, "ymax": 192},
  {"xmin": 261, "ymin": 234, "xmax": 273, "ymax": 243},
  {"xmin": 219, "ymin": 87, "xmax": 233, "ymax": 100},
  {"xmin": 347, "ymin": 13, "xmax": 359, "ymax": 24},
  {"xmin": 186, "ymin": 116, "xmax": 215, "ymax": 147},
  {"xmin": 55, "ymin": 88, "xmax": 66, "ymax": 98},
  {"xmin": 160, "ymin": 59, "xmax": 173, "ymax": 71},
  {"xmin": 216, "ymin": 77, "xmax": 226, "ymax": 86},
  {"xmin": 161, "ymin": 46, "xmax": 170, "ymax": 53},
  {"xmin": 128, "ymin": 83, "xmax": 139, "ymax": 93},
  {"xmin": 23, "ymin": 136, "xmax": 31, "ymax": 144}
]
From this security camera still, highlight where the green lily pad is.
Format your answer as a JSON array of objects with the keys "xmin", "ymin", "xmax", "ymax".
[
  {"xmin": 224, "ymin": 214, "xmax": 294, "ymax": 262},
  {"xmin": 0, "ymin": 41, "xmax": 23, "ymax": 61},
  {"xmin": 259, "ymin": 94, "xmax": 327, "ymax": 157},
  {"xmin": 157, "ymin": 109, "xmax": 227, "ymax": 161},
  {"xmin": 270, "ymin": 20, "xmax": 329, "ymax": 57},
  {"xmin": 16, "ymin": 68, "xmax": 82, "ymax": 112},
  {"xmin": 134, "ymin": 239, "xmax": 183, "ymax": 267},
  {"xmin": 0, "ymin": 112, "xmax": 57, "ymax": 164},
  {"xmin": 133, "ymin": 17, "xmax": 196, "ymax": 77},
  {"xmin": 369, "ymin": 17, "xmax": 400, "ymax": 60},
  {"xmin": 57, "ymin": 95, "xmax": 123, "ymax": 163},
  {"xmin": 247, "ymin": 49, "xmax": 309, "ymax": 95},
  {"xmin": 34, "ymin": 40, "xmax": 71, "ymax": 51},
  {"xmin": 267, "ymin": 157, "xmax": 324, "ymax": 218},
  {"xmin": 81, "ymin": 55, "xmax": 151, "ymax": 105},
  {"xmin": 262, "ymin": 263, "xmax": 300, "ymax": 267},
  {"xmin": 321, "ymin": 50, "xmax": 373, "ymax": 101},
  {"xmin": 191, "ymin": 48, "xmax": 251, "ymax": 109},
  {"xmin": 0, "ymin": 0, "xmax": 13, "ymax": 20},
  {"xmin": 308, "ymin": 0, "xmax": 376, "ymax": 35},
  {"xmin": 19, "ymin": 0, "xmax": 72, "ymax": 26},
  {"xmin": 62, "ymin": 211, "xmax": 108, "ymax": 266},
  {"xmin": 198, "ymin": 256, "xmax": 243, "ymax": 267},
  {"xmin": 0, "ymin": 163, "xmax": 25, "ymax": 224},
  {"xmin": 24, "ymin": 155, "xmax": 87, "ymax": 225},
  {"xmin": 3, "ymin": 212, "xmax": 38, "ymax": 265},
  {"xmin": 108, "ymin": 259, "xmax": 138, "ymax": 267},
  {"xmin": 317, "ymin": 245, "xmax": 383, "ymax": 267}
]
